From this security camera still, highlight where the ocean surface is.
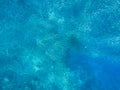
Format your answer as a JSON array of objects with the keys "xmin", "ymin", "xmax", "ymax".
[{"xmin": 0, "ymin": 0, "xmax": 120, "ymax": 90}]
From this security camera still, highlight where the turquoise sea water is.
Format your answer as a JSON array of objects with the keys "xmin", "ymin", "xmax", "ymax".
[{"xmin": 0, "ymin": 0, "xmax": 120, "ymax": 90}]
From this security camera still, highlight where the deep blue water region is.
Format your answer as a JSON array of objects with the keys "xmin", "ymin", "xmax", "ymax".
[{"xmin": 0, "ymin": 0, "xmax": 120, "ymax": 90}]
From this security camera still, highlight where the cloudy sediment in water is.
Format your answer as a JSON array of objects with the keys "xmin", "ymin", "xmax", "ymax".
[{"xmin": 0, "ymin": 0, "xmax": 120, "ymax": 90}]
